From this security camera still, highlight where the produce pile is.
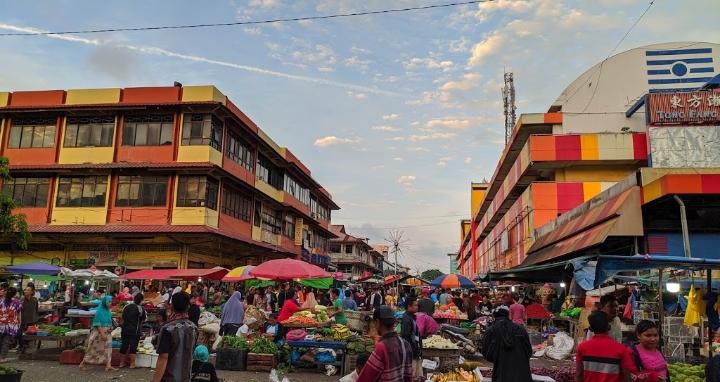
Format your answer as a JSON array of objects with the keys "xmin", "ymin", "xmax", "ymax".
[
  {"xmin": 281, "ymin": 312, "xmax": 319, "ymax": 326},
  {"xmin": 111, "ymin": 301, "xmax": 128, "ymax": 315},
  {"xmin": 313, "ymin": 305, "xmax": 329, "ymax": 322},
  {"xmin": 345, "ymin": 335, "xmax": 375, "ymax": 354},
  {"xmin": 40, "ymin": 325, "xmax": 71, "ymax": 336},
  {"xmin": 207, "ymin": 306, "xmax": 222, "ymax": 317},
  {"xmin": 559, "ymin": 307, "xmax": 582, "ymax": 318},
  {"xmin": 222, "ymin": 336, "xmax": 248, "ymax": 350},
  {"xmin": 136, "ymin": 342, "xmax": 156, "ymax": 355},
  {"xmin": 430, "ymin": 368, "xmax": 480, "ymax": 382},
  {"xmin": 668, "ymin": 362, "xmax": 705, "ymax": 382},
  {"xmin": 433, "ymin": 305, "xmax": 468, "ymax": 320},
  {"xmin": 249, "ymin": 335, "xmax": 279, "ymax": 356},
  {"xmin": 0, "ymin": 366, "xmax": 20, "ymax": 376},
  {"xmin": 423, "ymin": 335, "xmax": 459, "ymax": 350},
  {"xmin": 478, "ymin": 367, "xmax": 575, "ymax": 382}
]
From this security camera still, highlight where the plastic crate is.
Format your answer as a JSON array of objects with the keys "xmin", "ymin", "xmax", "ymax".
[{"xmin": 663, "ymin": 317, "xmax": 697, "ymax": 343}]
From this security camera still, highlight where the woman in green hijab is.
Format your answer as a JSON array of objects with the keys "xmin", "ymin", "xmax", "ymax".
[{"xmin": 80, "ymin": 295, "xmax": 117, "ymax": 371}]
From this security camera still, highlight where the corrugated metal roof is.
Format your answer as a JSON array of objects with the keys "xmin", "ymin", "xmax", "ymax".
[{"xmin": 11, "ymin": 162, "xmax": 214, "ymax": 171}]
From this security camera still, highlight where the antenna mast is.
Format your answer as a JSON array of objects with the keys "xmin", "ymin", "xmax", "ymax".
[{"xmin": 502, "ymin": 71, "xmax": 517, "ymax": 144}]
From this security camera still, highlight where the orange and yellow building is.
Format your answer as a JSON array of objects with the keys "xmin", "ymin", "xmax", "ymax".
[
  {"xmin": 0, "ymin": 85, "xmax": 338, "ymax": 270},
  {"xmin": 458, "ymin": 42, "xmax": 720, "ymax": 277}
]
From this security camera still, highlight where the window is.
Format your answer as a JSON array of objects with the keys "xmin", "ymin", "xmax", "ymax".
[
  {"xmin": 226, "ymin": 132, "xmax": 254, "ymax": 171},
  {"xmin": 115, "ymin": 176, "xmax": 168, "ymax": 207},
  {"xmin": 310, "ymin": 196, "xmax": 330, "ymax": 221},
  {"xmin": 176, "ymin": 176, "xmax": 218, "ymax": 210},
  {"xmin": 345, "ymin": 244, "xmax": 354, "ymax": 254},
  {"xmin": 8, "ymin": 118, "xmax": 56, "ymax": 149},
  {"xmin": 122, "ymin": 115, "xmax": 174, "ymax": 146},
  {"xmin": 63, "ymin": 116, "xmax": 115, "ymax": 147},
  {"xmin": 328, "ymin": 244, "xmax": 341, "ymax": 253},
  {"xmin": 181, "ymin": 114, "xmax": 223, "ymax": 150},
  {"xmin": 256, "ymin": 157, "xmax": 283, "ymax": 189},
  {"xmin": 221, "ymin": 186, "xmax": 252, "ymax": 221},
  {"xmin": 283, "ymin": 214, "xmax": 296, "ymax": 239},
  {"xmin": 2, "ymin": 177, "xmax": 50, "ymax": 207},
  {"xmin": 312, "ymin": 232, "xmax": 328, "ymax": 251},
  {"xmin": 283, "ymin": 175, "xmax": 310, "ymax": 206},
  {"xmin": 260, "ymin": 205, "xmax": 282, "ymax": 234},
  {"xmin": 56, "ymin": 176, "xmax": 108, "ymax": 207}
]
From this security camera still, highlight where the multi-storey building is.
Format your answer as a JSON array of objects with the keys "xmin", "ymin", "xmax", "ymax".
[
  {"xmin": 328, "ymin": 225, "xmax": 384, "ymax": 281},
  {"xmin": 0, "ymin": 85, "xmax": 338, "ymax": 270},
  {"xmin": 458, "ymin": 42, "xmax": 720, "ymax": 277}
]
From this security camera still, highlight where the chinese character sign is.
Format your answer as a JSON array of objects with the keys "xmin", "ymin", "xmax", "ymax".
[{"xmin": 648, "ymin": 90, "xmax": 720, "ymax": 125}]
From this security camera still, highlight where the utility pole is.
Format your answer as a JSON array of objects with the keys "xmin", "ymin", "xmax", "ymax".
[
  {"xmin": 385, "ymin": 229, "xmax": 408, "ymax": 292},
  {"xmin": 502, "ymin": 71, "xmax": 517, "ymax": 145}
]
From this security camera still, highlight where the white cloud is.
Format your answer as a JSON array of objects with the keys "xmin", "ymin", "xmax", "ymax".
[
  {"xmin": 249, "ymin": 0, "xmax": 277, "ymax": 7},
  {"xmin": 397, "ymin": 175, "xmax": 417, "ymax": 186},
  {"xmin": 242, "ymin": 27, "xmax": 262, "ymax": 35},
  {"xmin": 464, "ymin": 157, "xmax": 473, "ymax": 164},
  {"xmin": 313, "ymin": 136, "xmax": 359, "ymax": 147},
  {"xmin": 382, "ymin": 113, "xmax": 400, "ymax": 121},
  {"xmin": 448, "ymin": 37, "xmax": 469, "ymax": 53},
  {"xmin": 346, "ymin": 91, "xmax": 368, "ymax": 100},
  {"xmin": 425, "ymin": 118, "xmax": 472, "ymax": 130},
  {"xmin": 351, "ymin": 45, "xmax": 372, "ymax": 54},
  {"xmin": 403, "ymin": 57, "xmax": 455, "ymax": 72},
  {"xmin": 440, "ymin": 73, "xmax": 481, "ymax": 92},
  {"xmin": 468, "ymin": 32, "xmax": 507, "ymax": 67},
  {"xmin": 408, "ymin": 147, "xmax": 430, "ymax": 153},
  {"xmin": 372, "ymin": 125, "xmax": 400, "ymax": 132},
  {"xmin": 344, "ymin": 56, "xmax": 372, "ymax": 71},
  {"xmin": 437, "ymin": 156, "xmax": 453, "ymax": 167},
  {"xmin": 408, "ymin": 132, "xmax": 457, "ymax": 142},
  {"xmin": 0, "ymin": 23, "xmax": 399, "ymax": 96},
  {"xmin": 393, "ymin": 157, "xmax": 404, "ymax": 161}
]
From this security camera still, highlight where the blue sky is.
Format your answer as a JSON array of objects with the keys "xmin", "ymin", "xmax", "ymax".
[{"xmin": 1, "ymin": 0, "xmax": 718, "ymax": 273}]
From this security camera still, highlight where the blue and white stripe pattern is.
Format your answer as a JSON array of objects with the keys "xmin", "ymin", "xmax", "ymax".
[{"xmin": 646, "ymin": 48, "xmax": 716, "ymax": 93}]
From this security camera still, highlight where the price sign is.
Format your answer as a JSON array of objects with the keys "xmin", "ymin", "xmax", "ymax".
[{"xmin": 422, "ymin": 359, "xmax": 438, "ymax": 370}]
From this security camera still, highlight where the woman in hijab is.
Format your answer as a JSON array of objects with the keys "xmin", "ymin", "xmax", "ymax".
[
  {"xmin": 219, "ymin": 291, "xmax": 244, "ymax": 335},
  {"xmin": 80, "ymin": 295, "xmax": 116, "ymax": 372},
  {"xmin": 300, "ymin": 287, "xmax": 317, "ymax": 311},
  {"xmin": 482, "ymin": 305, "xmax": 532, "ymax": 382}
]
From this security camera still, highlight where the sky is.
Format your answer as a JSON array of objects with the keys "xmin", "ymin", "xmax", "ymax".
[{"xmin": 1, "ymin": 0, "xmax": 718, "ymax": 274}]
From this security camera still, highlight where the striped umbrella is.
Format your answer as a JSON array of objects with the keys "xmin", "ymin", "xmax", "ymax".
[
  {"xmin": 222, "ymin": 265, "xmax": 255, "ymax": 282},
  {"xmin": 429, "ymin": 274, "xmax": 475, "ymax": 289}
]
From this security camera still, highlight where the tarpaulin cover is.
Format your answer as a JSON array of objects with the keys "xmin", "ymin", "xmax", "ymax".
[
  {"xmin": 595, "ymin": 255, "xmax": 720, "ymax": 287},
  {"xmin": 299, "ymin": 277, "xmax": 333, "ymax": 289},
  {"xmin": 4, "ymin": 262, "xmax": 61, "ymax": 276},
  {"xmin": 122, "ymin": 267, "xmax": 227, "ymax": 281}
]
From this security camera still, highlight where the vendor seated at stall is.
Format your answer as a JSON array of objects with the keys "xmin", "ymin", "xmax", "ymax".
[{"xmin": 264, "ymin": 313, "xmax": 278, "ymax": 338}]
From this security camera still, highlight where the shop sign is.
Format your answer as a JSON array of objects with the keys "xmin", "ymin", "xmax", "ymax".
[{"xmin": 648, "ymin": 90, "xmax": 720, "ymax": 125}]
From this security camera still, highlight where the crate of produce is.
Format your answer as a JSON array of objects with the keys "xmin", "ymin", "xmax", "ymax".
[
  {"xmin": 59, "ymin": 349, "xmax": 84, "ymax": 365},
  {"xmin": 246, "ymin": 353, "xmax": 277, "ymax": 372}
]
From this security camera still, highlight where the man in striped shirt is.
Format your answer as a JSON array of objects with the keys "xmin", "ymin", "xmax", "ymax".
[
  {"xmin": 357, "ymin": 305, "xmax": 413, "ymax": 382},
  {"xmin": 576, "ymin": 311, "xmax": 634, "ymax": 382}
]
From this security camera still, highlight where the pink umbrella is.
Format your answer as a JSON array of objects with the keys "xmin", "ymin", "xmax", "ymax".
[{"xmin": 249, "ymin": 258, "xmax": 329, "ymax": 281}]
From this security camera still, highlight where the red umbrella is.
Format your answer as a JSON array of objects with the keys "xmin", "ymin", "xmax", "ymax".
[{"xmin": 249, "ymin": 258, "xmax": 329, "ymax": 281}]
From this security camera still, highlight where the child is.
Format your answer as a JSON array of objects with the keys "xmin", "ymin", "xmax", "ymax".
[
  {"xmin": 191, "ymin": 345, "xmax": 219, "ymax": 382},
  {"xmin": 339, "ymin": 352, "xmax": 369, "ymax": 382}
]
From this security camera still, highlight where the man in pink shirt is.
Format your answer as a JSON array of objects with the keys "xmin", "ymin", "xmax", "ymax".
[{"xmin": 509, "ymin": 295, "xmax": 527, "ymax": 326}]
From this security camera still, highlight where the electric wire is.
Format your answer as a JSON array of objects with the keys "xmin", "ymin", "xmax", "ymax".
[{"xmin": 0, "ymin": 0, "xmax": 491, "ymax": 37}]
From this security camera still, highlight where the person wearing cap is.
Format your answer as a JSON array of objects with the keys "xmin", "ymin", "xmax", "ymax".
[
  {"xmin": 357, "ymin": 305, "xmax": 413, "ymax": 382},
  {"xmin": 190, "ymin": 345, "xmax": 218, "ymax": 382},
  {"xmin": 482, "ymin": 305, "xmax": 532, "ymax": 382}
]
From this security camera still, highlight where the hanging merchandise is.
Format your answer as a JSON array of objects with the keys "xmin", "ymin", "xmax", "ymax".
[
  {"xmin": 683, "ymin": 285, "xmax": 701, "ymax": 327},
  {"xmin": 623, "ymin": 288, "xmax": 635, "ymax": 321}
]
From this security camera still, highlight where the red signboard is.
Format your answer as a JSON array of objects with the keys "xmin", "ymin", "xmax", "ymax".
[{"xmin": 648, "ymin": 90, "xmax": 720, "ymax": 125}]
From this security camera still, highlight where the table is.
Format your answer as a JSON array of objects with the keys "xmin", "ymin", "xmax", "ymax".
[
  {"xmin": 286, "ymin": 340, "xmax": 347, "ymax": 375},
  {"xmin": 20, "ymin": 334, "xmax": 87, "ymax": 361}
]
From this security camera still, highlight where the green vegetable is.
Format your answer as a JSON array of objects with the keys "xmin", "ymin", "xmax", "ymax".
[
  {"xmin": 0, "ymin": 366, "xmax": 19, "ymax": 375},
  {"xmin": 222, "ymin": 335, "xmax": 248, "ymax": 350},
  {"xmin": 250, "ymin": 335, "xmax": 279, "ymax": 356}
]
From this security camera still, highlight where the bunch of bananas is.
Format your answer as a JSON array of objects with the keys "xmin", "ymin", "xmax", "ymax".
[
  {"xmin": 331, "ymin": 324, "xmax": 350, "ymax": 340},
  {"xmin": 431, "ymin": 369, "xmax": 479, "ymax": 382}
]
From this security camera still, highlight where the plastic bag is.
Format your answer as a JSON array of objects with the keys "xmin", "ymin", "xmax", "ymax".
[
  {"xmin": 269, "ymin": 369, "xmax": 291, "ymax": 382},
  {"xmin": 198, "ymin": 311, "xmax": 219, "ymax": 326},
  {"xmin": 545, "ymin": 332, "xmax": 574, "ymax": 360},
  {"xmin": 212, "ymin": 334, "xmax": 223, "ymax": 351},
  {"xmin": 110, "ymin": 327, "xmax": 122, "ymax": 339}
]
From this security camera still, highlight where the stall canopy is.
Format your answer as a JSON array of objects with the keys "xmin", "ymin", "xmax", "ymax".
[
  {"xmin": 249, "ymin": 258, "xmax": 329, "ymax": 281},
  {"xmin": 4, "ymin": 262, "xmax": 61, "ymax": 276},
  {"xmin": 521, "ymin": 186, "xmax": 643, "ymax": 267},
  {"xmin": 122, "ymin": 267, "xmax": 227, "ymax": 281},
  {"xmin": 430, "ymin": 273, "xmax": 475, "ymax": 289},
  {"xmin": 62, "ymin": 268, "xmax": 119, "ymax": 280},
  {"xmin": 594, "ymin": 255, "xmax": 720, "ymax": 287},
  {"xmin": 222, "ymin": 266, "xmax": 255, "ymax": 282}
]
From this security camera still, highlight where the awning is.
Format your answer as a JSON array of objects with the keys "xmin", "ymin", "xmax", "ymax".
[
  {"xmin": 595, "ymin": 255, "xmax": 720, "ymax": 285},
  {"xmin": 488, "ymin": 260, "xmax": 576, "ymax": 283},
  {"xmin": 4, "ymin": 262, "xmax": 61, "ymax": 276},
  {"xmin": 522, "ymin": 186, "xmax": 643, "ymax": 266},
  {"xmin": 122, "ymin": 267, "xmax": 228, "ymax": 281}
]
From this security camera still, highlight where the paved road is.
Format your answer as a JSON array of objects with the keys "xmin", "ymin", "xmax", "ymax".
[{"xmin": 6, "ymin": 360, "xmax": 341, "ymax": 382}]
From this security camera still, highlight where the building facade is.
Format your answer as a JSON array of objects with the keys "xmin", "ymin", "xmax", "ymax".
[
  {"xmin": 458, "ymin": 42, "xmax": 720, "ymax": 277},
  {"xmin": 328, "ymin": 225, "xmax": 384, "ymax": 281},
  {"xmin": 0, "ymin": 85, "xmax": 338, "ymax": 270}
]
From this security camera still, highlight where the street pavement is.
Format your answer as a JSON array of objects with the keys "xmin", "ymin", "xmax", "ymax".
[{"xmin": 6, "ymin": 359, "xmax": 341, "ymax": 382}]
